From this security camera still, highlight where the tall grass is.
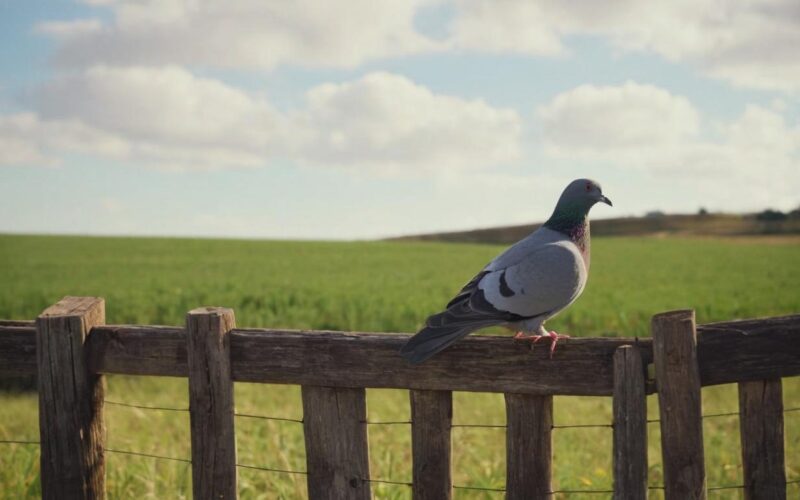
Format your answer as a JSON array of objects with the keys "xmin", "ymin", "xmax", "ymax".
[{"xmin": 1, "ymin": 234, "xmax": 798, "ymax": 498}]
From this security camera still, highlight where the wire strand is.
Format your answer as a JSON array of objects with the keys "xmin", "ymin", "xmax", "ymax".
[
  {"xmin": 362, "ymin": 477, "xmax": 412, "ymax": 486},
  {"xmin": 234, "ymin": 412, "xmax": 304, "ymax": 424},
  {"xmin": 453, "ymin": 484, "xmax": 506, "ymax": 492},
  {"xmin": 104, "ymin": 448, "xmax": 191, "ymax": 463},
  {"xmin": 361, "ymin": 420, "xmax": 412, "ymax": 425},
  {"xmin": 707, "ymin": 484, "xmax": 743, "ymax": 491},
  {"xmin": 235, "ymin": 463, "xmax": 307, "ymax": 475},
  {"xmin": 105, "ymin": 400, "xmax": 188, "ymax": 412},
  {"xmin": 0, "ymin": 439, "xmax": 40, "ymax": 445}
]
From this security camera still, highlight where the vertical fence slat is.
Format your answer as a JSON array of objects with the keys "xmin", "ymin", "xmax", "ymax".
[
  {"xmin": 504, "ymin": 393, "xmax": 552, "ymax": 500},
  {"xmin": 613, "ymin": 345, "xmax": 647, "ymax": 500},
  {"xmin": 36, "ymin": 296, "xmax": 106, "ymax": 499},
  {"xmin": 302, "ymin": 386, "xmax": 371, "ymax": 500},
  {"xmin": 410, "ymin": 389, "xmax": 452, "ymax": 500},
  {"xmin": 652, "ymin": 309, "xmax": 706, "ymax": 500},
  {"xmin": 739, "ymin": 379, "xmax": 786, "ymax": 500},
  {"xmin": 187, "ymin": 307, "xmax": 237, "ymax": 499}
]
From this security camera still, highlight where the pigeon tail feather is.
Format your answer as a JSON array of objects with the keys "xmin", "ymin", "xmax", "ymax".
[{"xmin": 400, "ymin": 320, "xmax": 497, "ymax": 364}]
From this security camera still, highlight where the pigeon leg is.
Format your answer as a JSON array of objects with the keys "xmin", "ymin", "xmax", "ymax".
[
  {"xmin": 513, "ymin": 331, "xmax": 534, "ymax": 340},
  {"xmin": 527, "ymin": 331, "xmax": 570, "ymax": 358}
]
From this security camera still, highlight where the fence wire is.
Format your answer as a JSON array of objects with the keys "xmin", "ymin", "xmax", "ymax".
[
  {"xmin": 2, "ymin": 438, "xmax": 800, "ymax": 495},
  {"xmin": 4, "ymin": 398, "xmax": 798, "ymax": 495}
]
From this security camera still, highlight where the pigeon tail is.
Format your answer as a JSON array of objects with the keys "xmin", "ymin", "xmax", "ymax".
[{"xmin": 400, "ymin": 318, "xmax": 498, "ymax": 364}]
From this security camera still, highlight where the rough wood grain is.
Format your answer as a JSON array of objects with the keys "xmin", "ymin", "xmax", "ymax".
[
  {"xmin": 0, "ymin": 319, "xmax": 34, "ymax": 326},
  {"xmin": 505, "ymin": 393, "xmax": 552, "ymax": 500},
  {"xmin": 4, "ymin": 315, "xmax": 800, "ymax": 392},
  {"xmin": 698, "ymin": 314, "xmax": 800, "ymax": 386},
  {"xmin": 187, "ymin": 307, "xmax": 237, "ymax": 500},
  {"xmin": 301, "ymin": 386, "xmax": 371, "ymax": 500},
  {"xmin": 410, "ymin": 390, "xmax": 452, "ymax": 500},
  {"xmin": 612, "ymin": 345, "xmax": 647, "ymax": 500},
  {"xmin": 652, "ymin": 310, "xmax": 706, "ymax": 500},
  {"xmin": 230, "ymin": 329, "xmax": 654, "ymax": 396},
  {"xmin": 0, "ymin": 325, "xmax": 36, "ymax": 376},
  {"xmin": 738, "ymin": 379, "xmax": 786, "ymax": 500},
  {"xmin": 36, "ymin": 296, "xmax": 106, "ymax": 500},
  {"xmin": 87, "ymin": 325, "xmax": 186, "ymax": 376}
]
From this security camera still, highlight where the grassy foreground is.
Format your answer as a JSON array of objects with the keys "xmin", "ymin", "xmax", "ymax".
[{"xmin": 0, "ymin": 234, "xmax": 798, "ymax": 498}]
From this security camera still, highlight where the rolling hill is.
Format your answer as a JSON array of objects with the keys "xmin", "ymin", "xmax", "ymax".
[{"xmin": 391, "ymin": 212, "xmax": 800, "ymax": 244}]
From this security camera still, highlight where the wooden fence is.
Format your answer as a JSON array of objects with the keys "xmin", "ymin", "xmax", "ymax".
[{"xmin": 0, "ymin": 296, "xmax": 799, "ymax": 499}]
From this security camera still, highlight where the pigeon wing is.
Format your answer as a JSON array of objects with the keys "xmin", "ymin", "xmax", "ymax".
[{"xmin": 478, "ymin": 240, "xmax": 587, "ymax": 320}]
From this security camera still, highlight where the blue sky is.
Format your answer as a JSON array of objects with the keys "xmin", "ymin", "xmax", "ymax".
[{"xmin": 1, "ymin": 0, "xmax": 798, "ymax": 239}]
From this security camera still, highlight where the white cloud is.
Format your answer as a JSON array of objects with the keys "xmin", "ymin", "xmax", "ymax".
[
  {"xmin": 35, "ymin": 1, "xmax": 800, "ymax": 92},
  {"xmin": 291, "ymin": 72, "xmax": 521, "ymax": 173},
  {"xmin": 449, "ymin": 0, "xmax": 800, "ymax": 92},
  {"xmin": 35, "ymin": 65, "xmax": 283, "ymax": 169},
  {"xmin": 448, "ymin": 1, "xmax": 565, "ymax": 56},
  {"xmin": 41, "ymin": 0, "xmax": 439, "ymax": 70},
  {"xmin": 538, "ymin": 81, "xmax": 700, "ymax": 160},
  {"xmin": 35, "ymin": 66, "xmax": 278, "ymax": 150},
  {"xmin": 0, "ymin": 112, "xmax": 128, "ymax": 167},
  {"xmin": 35, "ymin": 19, "xmax": 103, "ymax": 38},
  {"xmin": 3, "ymin": 68, "xmax": 521, "ymax": 173},
  {"xmin": 536, "ymin": 82, "xmax": 800, "ymax": 210}
]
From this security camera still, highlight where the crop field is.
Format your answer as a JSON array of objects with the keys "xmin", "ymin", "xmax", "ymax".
[{"xmin": 0, "ymin": 234, "xmax": 799, "ymax": 498}]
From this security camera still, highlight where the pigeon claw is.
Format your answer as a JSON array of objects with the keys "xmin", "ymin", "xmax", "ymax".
[{"xmin": 514, "ymin": 331, "xmax": 570, "ymax": 358}]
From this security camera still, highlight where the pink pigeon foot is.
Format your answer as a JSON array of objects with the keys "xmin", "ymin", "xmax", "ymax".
[{"xmin": 515, "ymin": 331, "xmax": 570, "ymax": 358}]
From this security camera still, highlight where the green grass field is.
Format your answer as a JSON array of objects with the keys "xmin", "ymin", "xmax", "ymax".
[{"xmin": 1, "ymin": 234, "xmax": 799, "ymax": 498}]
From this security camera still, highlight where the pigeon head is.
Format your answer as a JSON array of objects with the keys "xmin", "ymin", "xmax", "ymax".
[
  {"xmin": 545, "ymin": 179, "xmax": 612, "ymax": 232},
  {"xmin": 558, "ymin": 179, "xmax": 612, "ymax": 210}
]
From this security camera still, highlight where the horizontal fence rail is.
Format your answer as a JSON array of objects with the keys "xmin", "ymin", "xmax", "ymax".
[
  {"xmin": 1, "ymin": 298, "xmax": 799, "ymax": 500},
  {"xmin": 2, "ymin": 314, "xmax": 799, "ymax": 393}
]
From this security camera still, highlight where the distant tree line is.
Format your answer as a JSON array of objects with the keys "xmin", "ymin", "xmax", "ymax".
[
  {"xmin": 693, "ymin": 206, "xmax": 800, "ymax": 220},
  {"xmin": 755, "ymin": 207, "xmax": 800, "ymax": 221}
]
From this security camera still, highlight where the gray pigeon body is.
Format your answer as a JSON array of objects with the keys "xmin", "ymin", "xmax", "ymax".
[{"xmin": 400, "ymin": 179, "xmax": 611, "ymax": 364}]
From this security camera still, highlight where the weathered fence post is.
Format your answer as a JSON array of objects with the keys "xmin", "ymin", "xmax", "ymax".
[
  {"xmin": 410, "ymin": 389, "xmax": 452, "ymax": 500},
  {"xmin": 652, "ymin": 309, "xmax": 706, "ymax": 500},
  {"xmin": 302, "ymin": 386, "xmax": 371, "ymax": 499},
  {"xmin": 738, "ymin": 379, "xmax": 786, "ymax": 500},
  {"xmin": 36, "ymin": 296, "xmax": 106, "ymax": 499},
  {"xmin": 187, "ymin": 307, "xmax": 238, "ymax": 499},
  {"xmin": 613, "ymin": 345, "xmax": 647, "ymax": 500},
  {"xmin": 504, "ymin": 393, "xmax": 552, "ymax": 500}
]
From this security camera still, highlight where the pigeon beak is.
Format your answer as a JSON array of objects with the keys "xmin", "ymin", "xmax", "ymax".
[{"xmin": 600, "ymin": 195, "xmax": 612, "ymax": 206}]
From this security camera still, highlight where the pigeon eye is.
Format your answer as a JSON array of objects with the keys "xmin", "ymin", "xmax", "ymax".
[{"xmin": 585, "ymin": 183, "xmax": 592, "ymax": 192}]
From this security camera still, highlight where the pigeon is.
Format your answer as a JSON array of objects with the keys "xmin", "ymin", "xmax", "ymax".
[{"xmin": 400, "ymin": 178, "xmax": 611, "ymax": 364}]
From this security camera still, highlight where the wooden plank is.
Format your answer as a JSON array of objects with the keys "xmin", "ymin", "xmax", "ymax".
[
  {"xmin": 7, "ymin": 313, "xmax": 789, "ymax": 391},
  {"xmin": 230, "ymin": 329, "xmax": 654, "ymax": 396},
  {"xmin": 698, "ymin": 314, "xmax": 800, "ymax": 386},
  {"xmin": 652, "ymin": 309, "xmax": 706, "ymax": 500},
  {"xmin": 301, "ymin": 386, "xmax": 371, "ymax": 500},
  {"xmin": 505, "ymin": 393, "xmax": 552, "ymax": 500},
  {"xmin": 410, "ymin": 390, "xmax": 452, "ymax": 500},
  {"xmin": 0, "ymin": 326, "xmax": 36, "ymax": 376},
  {"xmin": 0, "ymin": 319, "xmax": 35, "ymax": 326},
  {"xmin": 87, "ymin": 325, "xmax": 186, "ymax": 377},
  {"xmin": 738, "ymin": 379, "xmax": 786, "ymax": 500},
  {"xmin": 186, "ymin": 307, "xmax": 237, "ymax": 500},
  {"xmin": 36, "ymin": 296, "xmax": 106, "ymax": 500},
  {"xmin": 612, "ymin": 345, "xmax": 647, "ymax": 500}
]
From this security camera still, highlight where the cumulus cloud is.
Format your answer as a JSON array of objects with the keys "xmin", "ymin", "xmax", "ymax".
[
  {"xmin": 538, "ymin": 81, "xmax": 700, "ymax": 161},
  {"xmin": 536, "ymin": 82, "xmax": 800, "ymax": 209},
  {"xmin": 291, "ymin": 72, "xmax": 521, "ymax": 173},
  {"xmin": 35, "ymin": 0, "xmax": 800, "ymax": 92},
  {"xmin": 0, "ymin": 112, "xmax": 128, "ymax": 167},
  {"xmin": 35, "ymin": 66, "xmax": 279, "ymax": 154},
  {"xmin": 2, "ymin": 68, "xmax": 521, "ymax": 173},
  {"xmin": 41, "ymin": 0, "xmax": 440, "ymax": 70},
  {"xmin": 449, "ymin": 0, "xmax": 800, "ymax": 92}
]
